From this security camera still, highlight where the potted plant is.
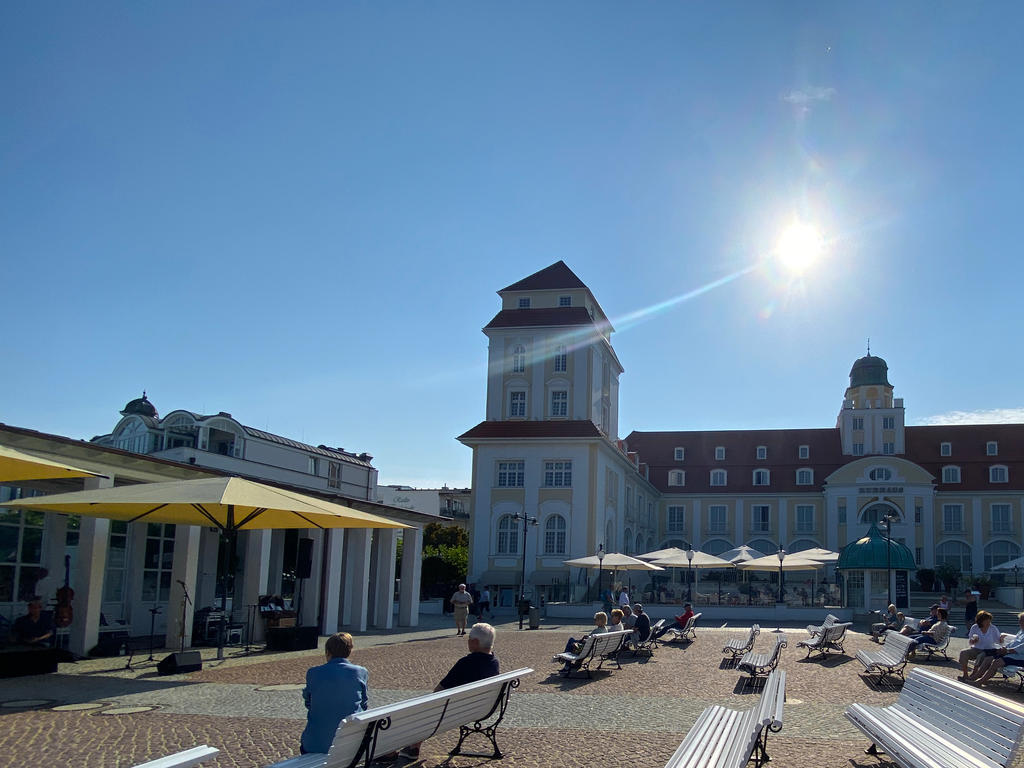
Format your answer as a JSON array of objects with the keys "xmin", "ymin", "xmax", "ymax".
[
  {"xmin": 935, "ymin": 562, "xmax": 961, "ymax": 592},
  {"xmin": 916, "ymin": 568, "xmax": 936, "ymax": 592},
  {"xmin": 971, "ymin": 574, "xmax": 993, "ymax": 599}
]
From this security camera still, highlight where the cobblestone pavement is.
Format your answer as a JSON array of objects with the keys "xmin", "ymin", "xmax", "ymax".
[{"xmin": 1, "ymin": 616, "xmax": 1021, "ymax": 767}]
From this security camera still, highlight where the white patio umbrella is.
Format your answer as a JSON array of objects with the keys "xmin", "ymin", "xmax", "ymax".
[
  {"xmin": 798, "ymin": 547, "xmax": 841, "ymax": 563},
  {"xmin": 636, "ymin": 546, "xmax": 688, "ymax": 561},
  {"xmin": 718, "ymin": 545, "xmax": 768, "ymax": 564},
  {"xmin": 993, "ymin": 556, "xmax": 1024, "ymax": 572},
  {"xmin": 563, "ymin": 553, "xmax": 663, "ymax": 601},
  {"xmin": 738, "ymin": 554, "xmax": 826, "ymax": 571},
  {"xmin": 651, "ymin": 551, "xmax": 734, "ymax": 568}
]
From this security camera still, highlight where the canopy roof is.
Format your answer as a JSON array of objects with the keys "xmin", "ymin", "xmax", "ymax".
[
  {"xmin": 737, "ymin": 554, "xmax": 826, "ymax": 572},
  {"xmin": 0, "ymin": 444, "xmax": 108, "ymax": 483},
  {"xmin": 718, "ymin": 545, "xmax": 768, "ymax": 564},
  {"xmin": 837, "ymin": 524, "xmax": 916, "ymax": 570},
  {"xmin": 563, "ymin": 553, "xmax": 664, "ymax": 571},
  {"xmin": 651, "ymin": 551, "xmax": 733, "ymax": 569}
]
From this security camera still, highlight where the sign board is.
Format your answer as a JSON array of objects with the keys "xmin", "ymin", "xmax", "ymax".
[{"xmin": 895, "ymin": 571, "xmax": 909, "ymax": 609}]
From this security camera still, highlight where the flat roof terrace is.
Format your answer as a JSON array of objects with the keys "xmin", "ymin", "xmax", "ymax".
[{"xmin": 0, "ymin": 616, "xmax": 1014, "ymax": 768}]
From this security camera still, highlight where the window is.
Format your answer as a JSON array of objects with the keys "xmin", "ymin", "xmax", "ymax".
[
  {"xmin": 496, "ymin": 515, "xmax": 518, "ymax": 554},
  {"xmin": 708, "ymin": 505, "xmax": 727, "ymax": 533},
  {"xmin": 838, "ymin": 505, "xmax": 847, "ymax": 524},
  {"xmin": 756, "ymin": 446, "xmax": 767, "ymax": 460},
  {"xmin": 715, "ymin": 446, "xmax": 726, "ymax": 460},
  {"xmin": 796, "ymin": 468, "xmax": 813, "ymax": 485},
  {"xmin": 752, "ymin": 469, "xmax": 770, "ymax": 486},
  {"xmin": 518, "ymin": 297, "xmax": 531, "ymax": 309},
  {"xmin": 668, "ymin": 505, "xmax": 686, "ymax": 533},
  {"xmin": 883, "ymin": 442, "xmax": 895, "ymax": 455},
  {"xmin": 511, "ymin": 344, "xmax": 526, "ymax": 373},
  {"xmin": 882, "ymin": 416, "xmax": 895, "ymax": 429},
  {"xmin": 914, "ymin": 505, "xmax": 922, "ymax": 524},
  {"xmin": 992, "ymin": 504, "xmax": 1012, "ymax": 534},
  {"xmin": 935, "ymin": 539, "xmax": 971, "ymax": 572},
  {"xmin": 985, "ymin": 540, "xmax": 1021, "ymax": 571},
  {"xmin": 942, "ymin": 465, "xmax": 961, "ymax": 483},
  {"xmin": 987, "ymin": 441, "xmax": 998, "ymax": 456},
  {"xmin": 0, "ymin": 503, "xmax": 46, "ymax": 602},
  {"xmin": 751, "ymin": 505, "xmax": 770, "ymax": 533},
  {"xmin": 142, "ymin": 522, "xmax": 176, "ymax": 603},
  {"xmin": 497, "ymin": 461, "xmax": 524, "ymax": 488},
  {"xmin": 668, "ymin": 470, "xmax": 685, "ymax": 487},
  {"xmin": 509, "ymin": 390, "xmax": 526, "ymax": 418},
  {"xmin": 990, "ymin": 465, "xmax": 1009, "ymax": 483},
  {"xmin": 103, "ymin": 520, "xmax": 130, "ymax": 603},
  {"xmin": 558, "ymin": 295, "xmax": 572, "ymax": 307},
  {"xmin": 327, "ymin": 461, "xmax": 342, "ymax": 489},
  {"xmin": 798, "ymin": 445, "xmax": 810, "ymax": 459},
  {"xmin": 852, "ymin": 417, "xmax": 864, "ymax": 430},
  {"xmin": 544, "ymin": 515, "xmax": 567, "ymax": 554},
  {"xmin": 308, "ymin": 457, "xmax": 318, "ymax": 475},
  {"xmin": 622, "ymin": 528, "xmax": 632, "ymax": 554},
  {"xmin": 915, "ymin": 547, "xmax": 922, "ymax": 566},
  {"xmin": 553, "ymin": 345, "xmax": 567, "ymax": 373},
  {"xmin": 795, "ymin": 504, "xmax": 815, "ymax": 533},
  {"xmin": 852, "ymin": 443, "xmax": 865, "ymax": 456},
  {"xmin": 550, "ymin": 390, "xmax": 568, "ymax": 418},
  {"xmin": 940, "ymin": 442, "xmax": 952, "ymax": 457},
  {"xmin": 543, "ymin": 460, "xmax": 572, "ymax": 487},
  {"xmin": 942, "ymin": 504, "xmax": 964, "ymax": 533},
  {"xmin": 869, "ymin": 467, "xmax": 892, "ymax": 481},
  {"xmin": 674, "ymin": 447, "xmax": 685, "ymax": 462},
  {"xmin": 710, "ymin": 469, "xmax": 727, "ymax": 486}
]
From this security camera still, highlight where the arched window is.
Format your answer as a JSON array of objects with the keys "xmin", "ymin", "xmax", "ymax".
[
  {"xmin": 788, "ymin": 539, "xmax": 820, "ymax": 553},
  {"xmin": 868, "ymin": 467, "xmax": 892, "ymax": 481},
  {"xmin": 935, "ymin": 540, "xmax": 971, "ymax": 573},
  {"xmin": 553, "ymin": 344, "xmax": 567, "ymax": 373},
  {"xmin": 941, "ymin": 465, "xmax": 961, "ymax": 484},
  {"xmin": 702, "ymin": 539, "xmax": 733, "ymax": 556},
  {"xmin": 512, "ymin": 344, "xmax": 526, "ymax": 373},
  {"xmin": 710, "ymin": 469, "xmax": 727, "ymax": 486},
  {"xmin": 543, "ymin": 515, "xmax": 566, "ymax": 555},
  {"xmin": 985, "ymin": 540, "xmax": 1021, "ymax": 571},
  {"xmin": 796, "ymin": 468, "xmax": 814, "ymax": 485},
  {"xmin": 635, "ymin": 533, "xmax": 644, "ymax": 553},
  {"xmin": 605, "ymin": 520, "xmax": 615, "ymax": 552},
  {"xmin": 497, "ymin": 515, "xmax": 518, "ymax": 555},
  {"xmin": 647, "ymin": 536, "xmax": 655, "ymax": 552},
  {"xmin": 752, "ymin": 469, "xmax": 770, "ymax": 486},
  {"xmin": 747, "ymin": 539, "xmax": 777, "ymax": 555},
  {"xmin": 622, "ymin": 528, "xmax": 632, "ymax": 554},
  {"xmin": 990, "ymin": 465, "xmax": 1009, "ymax": 483}
]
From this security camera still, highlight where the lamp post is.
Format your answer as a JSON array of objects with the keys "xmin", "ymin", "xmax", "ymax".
[
  {"xmin": 777, "ymin": 545, "xmax": 786, "ymax": 604},
  {"xmin": 882, "ymin": 513, "xmax": 897, "ymax": 607},
  {"xmin": 597, "ymin": 544, "xmax": 605, "ymax": 607},
  {"xmin": 686, "ymin": 546, "xmax": 695, "ymax": 603},
  {"xmin": 513, "ymin": 511, "xmax": 538, "ymax": 630}
]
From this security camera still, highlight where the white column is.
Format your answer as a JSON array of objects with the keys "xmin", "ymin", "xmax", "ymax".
[
  {"xmin": 299, "ymin": 530, "xmax": 324, "ymax": 629},
  {"xmin": 240, "ymin": 530, "xmax": 271, "ymax": 642},
  {"xmin": 690, "ymin": 501, "xmax": 701, "ymax": 549},
  {"xmin": 167, "ymin": 525, "xmax": 202, "ymax": 650},
  {"xmin": 825, "ymin": 492, "xmax": 839, "ymax": 551},
  {"xmin": 399, "ymin": 527, "xmax": 423, "ymax": 627},
  {"xmin": 38, "ymin": 512, "xmax": 68, "ymax": 604},
  {"xmin": 267, "ymin": 530, "xmax": 285, "ymax": 597},
  {"xmin": 372, "ymin": 529, "xmax": 399, "ymax": 629},
  {"xmin": 321, "ymin": 529, "xmax": 345, "ymax": 634},
  {"xmin": 70, "ymin": 476, "xmax": 114, "ymax": 657},
  {"xmin": 778, "ymin": 499, "xmax": 788, "ymax": 549},
  {"xmin": 972, "ymin": 498, "xmax": 983, "ymax": 575},
  {"xmin": 734, "ymin": 499, "xmax": 744, "ymax": 546},
  {"xmin": 342, "ymin": 529, "xmax": 372, "ymax": 631}
]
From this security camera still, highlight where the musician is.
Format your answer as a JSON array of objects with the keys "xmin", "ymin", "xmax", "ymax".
[{"xmin": 14, "ymin": 597, "xmax": 54, "ymax": 645}]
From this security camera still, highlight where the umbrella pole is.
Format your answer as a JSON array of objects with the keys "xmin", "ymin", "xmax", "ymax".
[{"xmin": 218, "ymin": 513, "xmax": 237, "ymax": 661}]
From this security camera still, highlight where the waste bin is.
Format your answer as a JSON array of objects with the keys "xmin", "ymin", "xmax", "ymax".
[{"xmin": 528, "ymin": 606, "xmax": 540, "ymax": 630}]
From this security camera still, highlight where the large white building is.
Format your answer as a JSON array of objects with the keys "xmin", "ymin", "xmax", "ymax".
[{"xmin": 460, "ymin": 262, "xmax": 1024, "ymax": 609}]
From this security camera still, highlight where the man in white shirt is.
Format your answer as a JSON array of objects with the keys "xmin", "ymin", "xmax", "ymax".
[{"xmin": 618, "ymin": 588, "xmax": 630, "ymax": 607}]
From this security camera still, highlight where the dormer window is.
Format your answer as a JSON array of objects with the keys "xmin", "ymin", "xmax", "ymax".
[
  {"xmin": 673, "ymin": 447, "xmax": 685, "ymax": 462},
  {"xmin": 796, "ymin": 468, "xmax": 814, "ymax": 485},
  {"xmin": 710, "ymin": 469, "xmax": 727, "ymax": 486},
  {"xmin": 668, "ymin": 470, "xmax": 685, "ymax": 487},
  {"xmin": 715, "ymin": 446, "xmax": 726, "ymax": 460},
  {"xmin": 756, "ymin": 446, "xmax": 767, "ymax": 460},
  {"xmin": 942, "ymin": 465, "xmax": 961, "ymax": 484},
  {"xmin": 987, "ymin": 441, "xmax": 999, "ymax": 456},
  {"xmin": 940, "ymin": 442, "xmax": 952, "ymax": 457},
  {"xmin": 798, "ymin": 445, "xmax": 810, "ymax": 459},
  {"xmin": 990, "ymin": 465, "xmax": 1009, "ymax": 483},
  {"xmin": 558, "ymin": 295, "xmax": 572, "ymax": 307},
  {"xmin": 752, "ymin": 469, "xmax": 770, "ymax": 486},
  {"xmin": 518, "ymin": 297, "xmax": 531, "ymax": 309}
]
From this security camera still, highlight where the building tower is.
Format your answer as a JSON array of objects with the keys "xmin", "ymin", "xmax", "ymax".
[{"xmin": 837, "ymin": 352, "xmax": 906, "ymax": 457}]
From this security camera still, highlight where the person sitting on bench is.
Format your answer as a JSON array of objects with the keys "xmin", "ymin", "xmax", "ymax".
[
  {"xmin": 607, "ymin": 608, "xmax": 625, "ymax": 632},
  {"xmin": 901, "ymin": 604, "xmax": 940, "ymax": 635},
  {"xmin": 653, "ymin": 603, "xmax": 693, "ymax": 640},
  {"xmin": 906, "ymin": 608, "xmax": 950, "ymax": 657},
  {"xmin": 630, "ymin": 604, "xmax": 651, "ymax": 648},
  {"xmin": 13, "ymin": 598, "xmax": 53, "ymax": 646},
  {"xmin": 398, "ymin": 623, "xmax": 499, "ymax": 761},
  {"xmin": 967, "ymin": 612, "xmax": 1024, "ymax": 686},
  {"xmin": 300, "ymin": 632, "xmax": 368, "ymax": 755},
  {"xmin": 559, "ymin": 612, "xmax": 608, "ymax": 673}
]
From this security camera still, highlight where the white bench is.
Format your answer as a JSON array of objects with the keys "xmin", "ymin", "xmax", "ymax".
[
  {"xmin": 856, "ymin": 630, "xmax": 915, "ymax": 685},
  {"xmin": 914, "ymin": 624, "xmax": 955, "ymax": 661},
  {"xmin": 796, "ymin": 622, "xmax": 851, "ymax": 659},
  {"xmin": 723, "ymin": 624, "xmax": 759, "ymax": 662},
  {"xmin": 999, "ymin": 663, "xmax": 1024, "ymax": 691},
  {"xmin": 632, "ymin": 619, "xmax": 664, "ymax": 655},
  {"xmin": 805, "ymin": 613, "xmax": 839, "ymax": 637},
  {"xmin": 267, "ymin": 668, "xmax": 533, "ymax": 768},
  {"xmin": 845, "ymin": 667, "xmax": 1024, "ymax": 768},
  {"xmin": 664, "ymin": 613, "xmax": 702, "ymax": 643},
  {"xmin": 738, "ymin": 634, "xmax": 787, "ymax": 687},
  {"xmin": 553, "ymin": 629, "xmax": 630, "ymax": 678},
  {"xmin": 664, "ymin": 669, "xmax": 785, "ymax": 768},
  {"xmin": 131, "ymin": 746, "xmax": 219, "ymax": 768}
]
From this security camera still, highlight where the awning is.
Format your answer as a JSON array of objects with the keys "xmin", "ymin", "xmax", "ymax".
[
  {"xmin": 474, "ymin": 570, "xmax": 519, "ymax": 586},
  {"xmin": 528, "ymin": 569, "xmax": 570, "ymax": 585}
]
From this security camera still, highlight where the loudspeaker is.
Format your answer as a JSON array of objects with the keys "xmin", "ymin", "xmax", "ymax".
[
  {"xmin": 157, "ymin": 651, "xmax": 203, "ymax": 675},
  {"xmin": 296, "ymin": 537, "xmax": 314, "ymax": 579}
]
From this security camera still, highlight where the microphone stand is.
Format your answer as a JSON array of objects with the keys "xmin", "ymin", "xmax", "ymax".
[
  {"xmin": 147, "ymin": 605, "xmax": 161, "ymax": 661},
  {"xmin": 177, "ymin": 580, "xmax": 192, "ymax": 654}
]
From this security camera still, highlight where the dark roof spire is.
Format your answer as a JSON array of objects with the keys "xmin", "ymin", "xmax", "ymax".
[{"xmin": 500, "ymin": 261, "xmax": 587, "ymax": 292}]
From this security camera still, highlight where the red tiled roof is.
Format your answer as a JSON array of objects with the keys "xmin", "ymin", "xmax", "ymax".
[
  {"xmin": 483, "ymin": 307, "xmax": 601, "ymax": 330},
  {"xmin": 905, "ymin": 424, "xmax": 1024, "ymax": 490},
  {"xmin": 626, "ymin": 428, "xmax": 844, "ymax": 494},
  {"xmin": 458, "ymin": 420, "xmax": 604, "ymax": 441},
  {"xmin": 500, "ymin": 261, "xmax": 587, "ymax": 292}
]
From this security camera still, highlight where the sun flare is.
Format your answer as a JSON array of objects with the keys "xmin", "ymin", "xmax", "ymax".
[{"xmin": 776, "ymin": 221, "xmax": 824, "ymax": 274}]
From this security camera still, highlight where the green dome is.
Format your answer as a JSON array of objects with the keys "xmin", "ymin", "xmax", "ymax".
[
  {"xmin": 849, "ymin": 355, "xmax": 891, "ymax": 388},
  {"xmin": 837, "ymin": 524, "xmax": 916, "ymax": 570},
  {"xmin": 121, "ymin": 391, "xmax": 158, "ymax": 418}
]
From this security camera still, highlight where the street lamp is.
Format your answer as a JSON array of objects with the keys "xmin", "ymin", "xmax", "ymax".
[
  {"xmin": 596, "ymin": 544, "xmax": 605, "ymax": 606},
  {"xmin": 881, "ymin": 512, "xmax": 897, "ymax": 607},
  {"xmin": 513, "ymin": 511, "xmax": 538, "ymax": 630},
  {"xmin": 777, "ymin": 545, "xmax": 786, "ymax": 604},
  {"xmin": 686, "ymin": 545, "xmax": 695, "ymax": 603}
]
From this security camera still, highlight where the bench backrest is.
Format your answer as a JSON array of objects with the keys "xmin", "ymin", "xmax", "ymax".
[
  {"xmin": 746, "ymin": 624, "xmax": 760, "ymax": 647},
  {"xmin": 684, "ymin": 613, "xmax": 701, "ymax": 631},
  {"xmin": 132, "ymin": 746, "xmax": 219, "ymax": 768},
  {"xmin": 824, "ymin": 622, "xmax": 850, "ymax": 642},
  {"xmin": 767, "ymin": 634, "xmax": 787, "ymax": 666},
  {"xmin": 896, "ymin": 668, "xmax": 1024, "ymax": 767},
  {"xmin": 880, "ymin": 631, "xmax": 915, "ymax": 661},
  {"xmin": 822, "ymin": 613, "xmax": 838, "ymax": 628},
  {"xmin": 324, "ymin": 668, "xmax": 532, "ymax": 767},
  {"xmin": 752, "ymin": 669, "xmax": 786, "ymax": 729},
  {"xmin": 593, "ymin": 629, "xmax": 630, "ymax": 655},
  {"xmin": 925, "ymin": 622, "xmax": 954, "ymax": 645}
]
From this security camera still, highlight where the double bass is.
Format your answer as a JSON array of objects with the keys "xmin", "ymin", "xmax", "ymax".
[{"xmin": 55, "ymin": 554, "xmax": 73, "ymax": 628}]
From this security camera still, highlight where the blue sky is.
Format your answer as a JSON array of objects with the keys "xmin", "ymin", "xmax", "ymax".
[{"xmin": 2, "ymin": 3, "xmax": 1022, "ymax": 488}]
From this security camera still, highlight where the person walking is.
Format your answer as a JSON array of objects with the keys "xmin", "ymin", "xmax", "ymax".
[
  {"xmin": 450, "ymin": 583, "xmax": 473, "ymax": 636},
  {"xmin": 479, "ymin": 587, "xmax": 492, "ymax": 620}
]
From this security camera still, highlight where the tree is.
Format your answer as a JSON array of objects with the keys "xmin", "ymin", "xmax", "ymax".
[{"xmin": 420, "ymin": 523, "xmax": 469, "ymax": 598}]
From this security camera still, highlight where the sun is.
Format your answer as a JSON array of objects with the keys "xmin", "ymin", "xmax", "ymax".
[{"xmin": 775, "ymin": 221, "xmax": 824, "ymax": 275}]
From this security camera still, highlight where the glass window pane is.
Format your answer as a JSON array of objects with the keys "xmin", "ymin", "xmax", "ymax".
[
  {"xmin": 0, "ymin": 527, "xmax": 18, "ymax": 563},
  {"xmin": 147, "ymin": 522, "xmax": 162, "ymax": 537},
  {"xmin": 159, "ymin": 571, "xmax": 172, "ymax": 602},
  {"xmin": 161, "ymin": 539, "xmax": 174, "ymax": 568},
  {"xmin": 0, "ymin": 508, "xmax": 21, "ymax": 524},
  {"xmin": 145, "ymin": 539, "xmax": 161, "ymax": 569},
  {"xmin": 23, "ymin": 510, "xmax": 44, "ymax": 527},
  {"xmin": 103, "ymin": 569, "xmax": 125, "ymax": 603},
  {"xmin": 21, "ymin": 528, "xmax": 43, "ymax": 564},
  {"xmin": 164, "ymin": 524, "xmax": 175, "ymax": 537},
  {"xmin": 17, "ymin": 566, "xmax": 43, "ymax": 601},
  {"xmin": 0, "ymin": 565, "xmax": 13, "ymax": 602},
  {"xmin": 142, "ymin": 571, "xmax": 158, "ymax": 601},
  {"xmin": 111, "ymin": 521, "xmax": 128, "ymax": 535}
]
